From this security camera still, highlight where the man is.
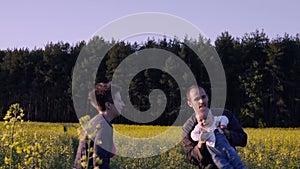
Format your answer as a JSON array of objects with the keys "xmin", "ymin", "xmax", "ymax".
[{"xmin": 182, "ymin": 85, "xmax": 247, "ymax": 169}]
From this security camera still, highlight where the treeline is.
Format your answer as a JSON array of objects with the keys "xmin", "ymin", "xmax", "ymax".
[{"xmin": 0, "ymin": 30, "xmax": 299, "ymax": 127}]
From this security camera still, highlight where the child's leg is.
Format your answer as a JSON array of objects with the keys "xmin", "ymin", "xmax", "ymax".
[
  {"xmin": 214, "ymin": 131, "xmax": 247, "ymax": 169},
  {"xmin": 225, "ymin": 146, "xmax": 247, "ymax": 169},
  {"xmin": 207, "ymin": 145, "xmax": 234, "ymax": 169}
]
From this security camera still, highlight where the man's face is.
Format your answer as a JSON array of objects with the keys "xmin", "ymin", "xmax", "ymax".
[{"xmin": 187, "ymin": 87, "xmax": 209, "ymax": 113}]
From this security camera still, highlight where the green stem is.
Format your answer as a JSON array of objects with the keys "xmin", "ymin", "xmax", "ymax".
[{"xmin": 9, "ymin": 121, "xmax": 16, "ymax": 169}]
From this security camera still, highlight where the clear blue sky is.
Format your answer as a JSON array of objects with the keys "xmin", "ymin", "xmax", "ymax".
[{"xmin": 1, "ymin": 0, "xmax": 299, "ymax": 50}]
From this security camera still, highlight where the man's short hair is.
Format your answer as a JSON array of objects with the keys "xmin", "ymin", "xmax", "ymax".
[{"xmin": 186, "ymin": 85, "xmax": 204, "ymax": 101}]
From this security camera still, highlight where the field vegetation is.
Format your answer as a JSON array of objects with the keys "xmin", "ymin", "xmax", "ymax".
[{"xmin": 0, "ymin": 104, "xmax": 299, "ymax": 168}]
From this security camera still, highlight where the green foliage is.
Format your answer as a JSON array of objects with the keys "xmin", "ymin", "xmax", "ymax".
[
  {"xmin": 1, "ymin": 116, "xmax": 300, "ymax": 169},
  {"xmin": 239, "ymin": 60, "xmax": 264, "ymax": 127},
  {"xmin": 1, "ymin": 103, "xmax": 24, "ymax": 169},
  {"xmin": 1, "ymin": 31, "xmax": 300, "ymax": 127},
  {"xmin": 0, "ymin": 103, "xmax": 75, "ymax": 169},
  {"xmin": 238, "ymin": 128, "xmax": 300, "ymax": 169}
]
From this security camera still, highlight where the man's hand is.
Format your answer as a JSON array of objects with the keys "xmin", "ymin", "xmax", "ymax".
[
  {"xmin": 219, "ymin": 125, "xmax": 226, "ymax": 129},
  {"xmin": 222, "ymin": 128, "xmax": 231, "ymax": 139},
  {"xmin": 200, "ymin": 131, "xmax": 212, "ymax": 142},
  {"xmin": 197, "ymin": 141, "xmax": 205, "ymax": 148}
]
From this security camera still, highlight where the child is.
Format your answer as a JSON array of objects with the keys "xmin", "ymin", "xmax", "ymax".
[{"xmin": 191, "ymin": 107, "xmax": 247, "ymax": 169}]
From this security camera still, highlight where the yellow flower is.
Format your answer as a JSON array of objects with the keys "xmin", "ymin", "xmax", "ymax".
[
  {"xmin": 4, "ymin": 157, "xmax": 12, "ymax": 164},
  {"xmin": 81, "ymin": 161, "xmax": 87, "ymax": 168},
  {"xmin": 16, "ymin": 146, "xmax": 23, "ymax": 154}
]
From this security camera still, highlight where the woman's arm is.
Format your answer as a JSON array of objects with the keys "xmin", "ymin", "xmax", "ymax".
[{"xmin": 93, "ymin": 124, "xmax": 113, "ymax": 169}]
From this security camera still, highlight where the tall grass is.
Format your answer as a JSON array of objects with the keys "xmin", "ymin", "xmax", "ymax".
[
  {"xmin": 0, "ymin": 104, "xmax": 77, "ymax": 169},
  {"xmin": 238, "ymin": 128, "xmax": 300, "ymax": 169},
  {"xmin": 0, "ymin": 105, "xmax": 299, "ymax": 168}
]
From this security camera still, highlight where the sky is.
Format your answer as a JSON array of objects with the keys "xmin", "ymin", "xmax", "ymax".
[{"xmin": 1, "ymin": 0, "xmax": 300, "ymax": 50}]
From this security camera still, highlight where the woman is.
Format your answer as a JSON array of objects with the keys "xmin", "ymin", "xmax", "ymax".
[{"xmin": 74, "ymin": 82, "xmax": 125, "ymax": 169}]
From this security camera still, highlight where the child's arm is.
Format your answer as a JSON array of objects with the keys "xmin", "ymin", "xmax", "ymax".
[
  {"xmin": 220, "ymin": 116, "xmax": 229, "ymax": 129},
  {"xmin": 191, "ymin": 124, "xmax": 213, "ymax": 143},
  {"xmin": 215, "ymin": 115, "xmax": 229, "ymax": 128},
  {"xmin": 190, "ymin": 124, "xmax": 202, "ymax": 141}
]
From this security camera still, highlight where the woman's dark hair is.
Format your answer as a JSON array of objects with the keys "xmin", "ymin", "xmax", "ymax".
[{"xmin": 88, "ymin": 82, "xmax": 121, "ymax": 111}]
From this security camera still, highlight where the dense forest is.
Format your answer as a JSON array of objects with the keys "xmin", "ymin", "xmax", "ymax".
[{"xmin": 0, "ymin": 30, "xmax": 299, "ymax": 127}]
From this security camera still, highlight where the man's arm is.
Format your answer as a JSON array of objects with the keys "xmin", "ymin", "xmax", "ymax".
[
  {"xmin": 182, "ymin": 132, "xmax": 202, "ymax": 166},
  {"xmin": 182, "ymin": 115, "xmax": 215, "ymax": 168},
  {"xmin": 222, "ymin": 109, "xmax": 247, "ymax": 147}
]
